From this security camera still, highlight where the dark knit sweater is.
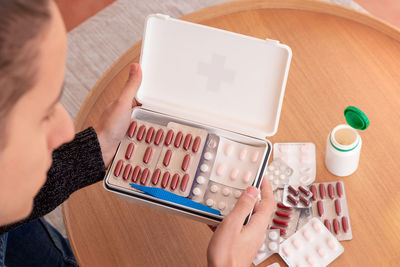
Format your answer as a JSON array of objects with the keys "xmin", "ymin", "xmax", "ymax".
[{"xmin": 0, "ymin": 127, "xmax": 106, "ymax": 235}]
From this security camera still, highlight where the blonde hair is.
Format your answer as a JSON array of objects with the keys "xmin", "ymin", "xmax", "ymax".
[{"xmin": 0, "ymin": 0, "xmax": 50, "ymax": 147}]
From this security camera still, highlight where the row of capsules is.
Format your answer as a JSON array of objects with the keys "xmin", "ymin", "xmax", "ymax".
[{"xmin": 113, "ymin": 120, "xmax": 204, "ymax": 196}]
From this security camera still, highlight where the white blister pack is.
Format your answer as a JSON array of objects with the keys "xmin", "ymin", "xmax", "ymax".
[
  {"xmin": 273, "ymin": 143, "xmax": 316, "ymax": 187},
  {"xmin": 253, "ymin": 229, "xmax": 280, "ymax": 265},
  {"xmin": 266, "ymin": 159, "xmax": 293, "ymax": 191},
  {"xmin": 279, "ymin": 218, "xmax": 344, "ymax": 267}
]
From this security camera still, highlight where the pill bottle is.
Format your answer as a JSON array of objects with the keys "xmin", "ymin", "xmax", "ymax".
[{"xmin": 325, "ymin": 106, "xmax": 369, "ymax": 177}]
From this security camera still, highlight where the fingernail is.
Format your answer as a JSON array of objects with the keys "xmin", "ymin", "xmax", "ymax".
[
  {"xmin": 130, "ymin": 64, "xmax": 138, "ymax": 74},
  {"xmin": 245, "ymin": 186, "xmax": 258, "ymax": 200}
]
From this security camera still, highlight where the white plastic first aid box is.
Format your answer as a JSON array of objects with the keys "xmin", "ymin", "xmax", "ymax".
[{"xmin": 104, "ymin": 14, "xmax": 292, "ymax": 225}]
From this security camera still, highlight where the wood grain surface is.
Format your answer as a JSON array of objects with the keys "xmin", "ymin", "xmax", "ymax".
[{"xmin": 63, "ymin": 0, "xmax": 400, "ymax": 266}]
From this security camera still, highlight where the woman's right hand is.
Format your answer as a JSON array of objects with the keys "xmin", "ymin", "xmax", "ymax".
[{"xmin": 207, "ymin": 178, "xmax": 275, "ymax": 267}]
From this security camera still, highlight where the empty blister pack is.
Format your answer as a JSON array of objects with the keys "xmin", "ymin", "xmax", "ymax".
[
  {"xmin": 273, "ymin": 143, "xmax": 316, "ymax": 187},
  {"xmin": 283, "ymin": 185, "xmax": 313, "ymax": 208},
  {"xmin": 310, "ymin": 181, "xmax": 352, "ymax": 241},
  {"xmin": 266, "ymin": 159, "xmax": 293, "ymax": 191},
  {"xmin": 253, "ymin": 229, "xmax": 280, "ymax": 266},
  {"xmin": 279, "ymin": 218, "xmax": 344, "ymax": 267}
]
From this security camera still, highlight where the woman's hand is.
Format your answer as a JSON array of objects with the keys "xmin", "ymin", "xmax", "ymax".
[
  {"xmin": 94, "ymin": 63, "xmax": 142, "ymax": 167},
  {"xmin": 207, "ymin": 178, "xmax": 275, "ymax": 267}
]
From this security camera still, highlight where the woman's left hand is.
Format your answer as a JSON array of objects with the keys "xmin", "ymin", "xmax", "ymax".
[{"xmin": 94, "ymin": 63, "xmax": 142, "ymax": 167}]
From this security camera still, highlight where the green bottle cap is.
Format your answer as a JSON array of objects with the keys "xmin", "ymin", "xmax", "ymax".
[{"xmin": 344, "ymin": 106, "xmax": 369, "ymax": 130}]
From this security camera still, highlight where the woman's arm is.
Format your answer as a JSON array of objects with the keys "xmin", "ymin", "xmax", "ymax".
[
  {"xmin": 0, "ymin": 127, "xmax": 105, "ymax": 234},
  {"xmin": 0, "ymin": 63, "xmax": 142, "ymax": 234}
]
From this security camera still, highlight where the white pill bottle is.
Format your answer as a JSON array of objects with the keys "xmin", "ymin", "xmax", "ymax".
[{"xmin": 325, "ymin": 106, "xmax": 369, "ymax": 177}]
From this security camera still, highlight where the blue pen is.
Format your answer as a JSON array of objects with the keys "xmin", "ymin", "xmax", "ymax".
[{"xmin": 129, "ymin": 183, "xmax": 221, "ymax": 216}]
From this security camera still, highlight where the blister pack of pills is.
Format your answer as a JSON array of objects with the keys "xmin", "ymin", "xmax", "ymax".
[
  {"xmin": 282, "ymin": 185, "xmax": 313, "ymax": 208},
  {"xmin": 210, "ymin": 137, "xmax": 264, "ymax": 189},
  {"xmin": 202, "ymin": 181, "xmax": 243, "ymax": 216},
  {"xmin": 279, "ymin": 218, "xmax": 344, "ymax": 267},
  {"xmin": 268, "ymin": 189, "xmax": 301, "ymax": 238},
  {"xmin": 111, "ymin": 120, "xmax": 166, "ymax": 187},
  {"xmin": 105, "ymin": 109, "xmax": 270, "ymax": 218},
  {"xmin": 310, "ymin": 181, "xmax": 352, "ymax": 241},
  {"xmin": 190, "ymin": 134, "xmax": 219, "ymax": 203},
  {"xmin": 266, "ymin": 159, "xmax": 293, "ymax": 191},
  {"xmin": 190, "ymin": 136, "xmax": 264, "ymax": 215},
  {"xmin": 273, "ymin": 143, "xmax": 316, "ymax": 187},
  {"xmin": 110, "ymin": 119, "xmax": 208, "ymax": 197},
  {"xmin": 253, "ymin": 229, "xmax": 280, "ymax": 266},
  {"xmin": 149, "ymin": 122, "xmax": 208, "ymax": 196}
]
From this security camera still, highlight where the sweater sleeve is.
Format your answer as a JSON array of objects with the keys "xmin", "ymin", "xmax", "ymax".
[{"xmin": 0, "ymin": 127, "xmax": 106, "ymax": 234}]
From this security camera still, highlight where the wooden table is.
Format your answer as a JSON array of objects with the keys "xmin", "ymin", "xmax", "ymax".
[{"xmin": 63, "ymin": 0, "xmax": 400, "ymax": 266}]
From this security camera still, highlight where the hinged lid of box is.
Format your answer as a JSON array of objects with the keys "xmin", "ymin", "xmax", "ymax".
[{"xmin": 137, "ymin": 14, "xmax": 292, "ymax": 138}]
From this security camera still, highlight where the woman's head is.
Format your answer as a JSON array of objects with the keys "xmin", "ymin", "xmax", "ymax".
[{"xmin": 0, "ymin": 0, "xmax": 74, "ymax": 225}]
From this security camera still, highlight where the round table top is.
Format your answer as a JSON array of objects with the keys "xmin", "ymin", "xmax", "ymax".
[{"xmin": 63, "ymin": 0, "xmax": 400, "ymax": 266}]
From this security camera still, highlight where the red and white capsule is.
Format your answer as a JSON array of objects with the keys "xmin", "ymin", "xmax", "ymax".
[
  {"xmin": 164, "ymin": 130, "xmax": 174, "ymax": 146},
  {"xmin": 328, "ymin": 184, "xmax": 335, "ymax": 199},
  {"xmin": 181, "ymin": 154, "xmax": 190, "ymax": 171},
  {"xmin": 273, "ymin": 218, "xmax": 289, "ymax": 227},
  {"xmin": 136, "ymin": 125, "xmax": 146, "ymax": 141},
  {"xmin": 336, "ymin": 182, "xmax": 343, "ymax": 198},
  {"xmin": 170, "ymin": 173, "xmax": 180, "ymax": 190},
  {"xmin": 299, "ymin": 186, "xmax": 311, "ymax": 196},
  {"xmin": 125, "ymin": 143, "xmax": 134, "ymax": 160},
  {"xmin": 163, "ymin": 150, "xmax": 172, "ymax": 167},
  {"xmin": 145, "ymin": 127, "xmax": 154, "ymax": 143},
  {"xmin": 174, "ymin": 132, "xmax": 183, "ymax": 148},
  {"xmin": 342, "ymin": 216, "xmax": 349, "ymax": 233},
  {"xmin": 319, "ymin": 184, "xmax": 326, "ymax": 199},
  {"xmin": 288, "ymin": 185, "xmax": 299, "ymax": 196},
  {"xmin": 151, "ymin": 169, "xmax": 161, "ymax": 185},
  {"xmin": 192, "ymin": 136, "xmax": 201, "ymax": 153},
  {"xmin": 140, "ymin": 168, "xmax": 150, "ymax": 185},
  {"xmin": 180, "ymin": 174, "xmax": 189, "ymax": 192},
  {"xmin": 114, "ymin": 160, "xmax": 124, "ymax": 177},
  {"xmin": 324, "ymin": 219, "xmax": 331, "ymax": 232},
  {"xmin": 335, "ymin": 199, "xmax": 342, "ymax": 215},
  {"xmin": 123, "ymin": 164, "xmax": 132, "ymax": 180},
  {"xmin": 287, "ymin": 195, "xmax": 298, "ymax": 206},
  {"xmin": 317, "ymin": 201, "xmax": 324, "ymax": 217},
  {"xmin": 127, "ymin": 121, "xmax": 137, "ymax": 138},
  {"xmin": 143, "ymin": 147, "xmax": 152, "ymax": 164},
  {"xmin": 183, "ymin": 134, "xmax": 192, "ymax": 150},
  {"xmin": 132, "ymin": 166, "xmax": 141, "ymax": 182},
  {"xmin": 161, "ymin": 172, "xmax": 170, "ymax": 188},
  {"xmin": 154, "ymin": 129, "xmax": 164, "ymax": 146},
  {"xmin": 277, "ymin": 202, "xmax": 292, "ymax": 211},
  {"xmin": 276, "ymin": 210, "xmax": 291, "ymax": 218},
  {"xmin": 299, "ymin": 195, "xmax": 310, "ymax": 206},
  {"xmin": 310, "ymin": 185, "xmax": 317, "ymax": 201},
  {"xmin": 333, "ymin": 218, "xmax": 340, "ymax": 234}
]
